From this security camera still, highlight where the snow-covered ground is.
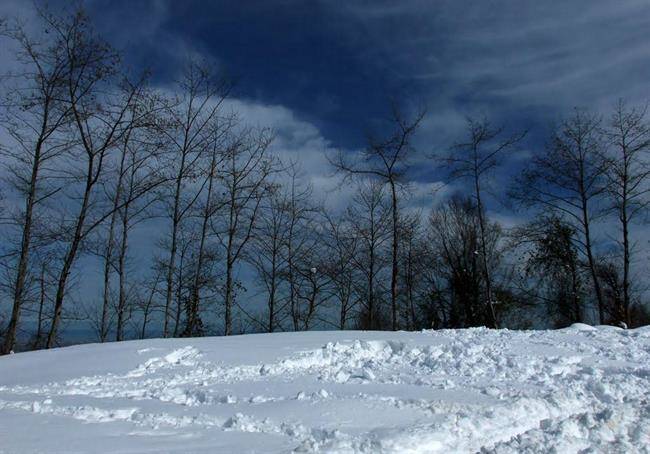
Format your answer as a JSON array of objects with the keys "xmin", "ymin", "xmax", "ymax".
[{"xmin": 1, "ymin": 325, "xmax": 649, "ymax": 453}]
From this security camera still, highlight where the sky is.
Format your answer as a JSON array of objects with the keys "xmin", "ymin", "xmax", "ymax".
[
  {"xmin": 91, "ymin": 0, "xmax": 650, "ymax": 209},
  {"xmin": 1, "ymin": 0, "xmax": 650, "ymax": 335},
  {"xmin": 3, "ymin": 0, "xmax": 650, "ymax": 206}
]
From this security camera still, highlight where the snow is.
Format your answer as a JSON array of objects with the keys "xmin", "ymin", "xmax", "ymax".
[{"xmin": 1, "ymin": 325, "xmax": 649, "ymax": 453}]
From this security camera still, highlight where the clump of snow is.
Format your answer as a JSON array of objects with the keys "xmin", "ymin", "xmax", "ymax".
[
  {"xmin": 567, "ymin": 322, "xmax": 597, "ymax": 331},
  {"xmin": 1, "ymin": 327, "xmax": 649, "ymax": 453}
]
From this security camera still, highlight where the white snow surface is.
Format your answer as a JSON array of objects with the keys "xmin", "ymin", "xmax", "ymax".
[{"xmin": 1, "ymin": 326, "xmax": 649, "ymax": 453}]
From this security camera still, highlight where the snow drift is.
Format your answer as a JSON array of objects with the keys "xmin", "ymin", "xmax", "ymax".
[{"xmin": 1, "ymin": 326, "xmax": 649, "ymax": 453}]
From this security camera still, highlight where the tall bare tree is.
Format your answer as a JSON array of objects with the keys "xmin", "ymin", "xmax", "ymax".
[
  {"xmin": 398, "ymin": 212, "xmax": 423, "ymax": 330},
  {"xmin": 248, "ymin": 188, "xmax": 293, "ymax": 333},
  {"xmin": 182, "ymin": 120, "xmax": 231, "ymax": 337},
  {"xmin": 0, "ymin": 11, "xmax": 74, "ymax": 354},
  {"xmin": 331, "ymin": 105, "xmax": 424, "ymax": 330},
  {"xmin": 292, "ymin": 253, "xmax": 334, "ymax": 331},
  {"xmin": 137, "ymin": 268, "xmax": 164, "ymax": 339},
  {"xmin": 513, "ymin": 216, "xmax": 584, "ymax": 327},
  {"xmin": 603, "ymin": 101, "xmax": 650, "ymax": 326},
  {"xmin": 113, "ymin": 131, "xmax": 164, "ymax": 341},
  {"xmin": 157, "ymin": 62, "xmax": 230, "ymax": 337},
  {"xmin": 18, "ymin": 9, "xmax": 153, "ymax": 348},
  {"xmin": 427, "ymin": 196, "xmax": 503, "ymax": 328},
  {"xmin": 280, "ymin": 164, "xmax": 318, "ymax": 332},
  {"xmin": 97, "ymin": 87, "xmax": 163, "ymax": 342},
  {"xmin": 212, "ymin": 127, "xmax": 274, "ymax": 335},
  {"xmin": 346, "ymin": 180, "xmax": 391, "ymax": 329},
  {"xmin": 321, "ymin": 210, "xmax": 359, "ymax": 330},
  {"xmin": 512, "ymin": 109, "xmax": 608, "ymax": 324},
  {"xmin": 444, "ymin": 117, "xmax": 525, "ymax": 328}
]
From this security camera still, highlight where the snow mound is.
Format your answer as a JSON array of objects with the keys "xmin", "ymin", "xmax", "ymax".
[
  {"xmin": 1, "ymin": 327, "xmax": 649, "ymax": 453},
  {"xmin": 567, "ymin": 322, "xmax": 597, "ymax": 331}
]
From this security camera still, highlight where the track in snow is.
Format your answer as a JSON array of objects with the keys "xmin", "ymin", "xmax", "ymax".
[{"xmin": 1, "ymin": 326, "xmax": 649, "ymax": 453}]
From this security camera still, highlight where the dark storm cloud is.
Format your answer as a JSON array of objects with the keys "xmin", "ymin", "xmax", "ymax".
[
  {"xmin": 3, "ymin": 0, "xmax": 650, "ymax": 188},
  {"xmin": 337, "ymin": 1, "xmax": 650, "ymax": 102}
]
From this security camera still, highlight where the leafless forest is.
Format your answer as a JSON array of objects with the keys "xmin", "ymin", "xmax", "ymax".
[{"xmin": 1, "ymin": 8, "xmax": 649, "ymax": 354}]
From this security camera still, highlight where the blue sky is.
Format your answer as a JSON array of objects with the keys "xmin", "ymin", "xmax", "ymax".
[
  {"xmin": 76, "ymin": 0, "xmax": 650, "ymax": 201},
  {"xmin": 3, "ymin": 0, "xmax": 650, "ymax": 184}
]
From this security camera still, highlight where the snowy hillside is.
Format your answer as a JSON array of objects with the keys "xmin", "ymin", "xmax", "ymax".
[{"xmin": 1, "ymin": 326, "xmax": 649, "ymax": 453}]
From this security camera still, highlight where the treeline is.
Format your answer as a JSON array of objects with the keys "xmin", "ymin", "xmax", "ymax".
[{"xmin": 1, "ymin": 8, "xmax": 649, "ymax": 353}]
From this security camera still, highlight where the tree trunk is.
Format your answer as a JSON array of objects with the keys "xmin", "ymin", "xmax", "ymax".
[
  {"xmin": 389, "ymin": 180, "xmax": 399, "ymax": 331},
  {"xmin": 407, "ymin": 243, "xmax": 416, "ymax": 329},
  {"xmin": 474, "ymin": 170, "xmax": 498, "ymax": 328},
  {"xmin": 268, "ymin": 248, "xmax": 277, "ymax": 333},
  {"xmin": 46, "ymin": 155, "xmax": 96, "ymax": 348},
  {"xmin": 163, "ymin": 153, "xmax": 187, "ymax": 337},
  {"xmin": 173, "ymin": 244, "xmax": 187, "ymax": 337},
  {"xmin": 303, "ymin": 275, "xmax": 317, "ymax": 331},
  {"xmin": 224, "ymin": 257, "xmax": 233, "ymax": 336},
  {"xmin": 579, "ymin": 185, "xmax": 605, "ymax": 324},
  {"xmin": 141, "ymin": 272, "xmax": 160, "ymax": 339},
  {"xmin": 223, "ymin": 177, "xmax": 237, "ymax": 336},
  {"xmin": 621, "ymin": 164, "xmax": 631, "ymax": 326},
  {"xmin": 287, "ymin": 210, "xmax": 299, "ymax": 331},
  {"xmin": 2, "ymin": 133, "xmax": 46, "ymax": 354},
  {"xmin": 32, "ymin": 264, "xmax": 47, "ymax": 349},
  {"xmin": 583, "ymin": 218, "xmax": 604, "ymax": 324},
  {"xmin": 115, "ymin": 193, "xmax": 131, "ymax": 342},
  {"xmin": 339, "ymin": 285, "xmax": 349, "ymax": 330},
  {"xmin": 570, "ymin": 260, "xmax": 581, "ymax": 323},
  {"xmin": 184, "ymin": 152, "xmax": 217, "ymax": 337},
  {"xmin": 368, "ymin": 239, "xmax": 375, "ymax": 330},
  {"xmin": 100, "ymin": 140, "xmax": 128, "ymax": 342}
]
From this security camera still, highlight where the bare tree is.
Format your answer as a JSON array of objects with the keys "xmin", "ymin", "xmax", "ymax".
[
  {"xmin": 331, "ymin": 104, "xmax": 424, "ymax": 330},
  {"xmin": 96, "ymin": 86, "xmax": 163, "ymax": 342},
  {"xmin": 280, "ymin": 164, "xmax": 318, "ymax": 332},
  {"xmin": 27, "ymin": 254, "xmax": 56, "ymax": 349},
  {"xmin": 398, "ymin": 212, "xmax": 423, "ymax": 330},
  {"xmin": 137, "ymin": 268, "xmax": 164, "ymax": 339},
  {"xmin": 513, "ymin": 216, "xmax": 584, "ymax": 327},
  {"xmin": 212, "ymin": 127, "xmax": 274, "ymax": 335},
  {"xmin": 0, "ymin": 11, "xmax": 74, "ymax": 354},
  {"xmin": 512, "ymin": 109, "xmax": 608, "ymax": 324},
  {"xmin": 248, "ymin": 188, "xmax": 292, "ymax": 332},
  {"xmin": 114, "ymin": 131, "xmax": 163, "ymax": 341},
  {"xmin": 98, "ymin": 131, "xmax": 129, "ymax": 342},
  {"xmin": 596, "ymin": 259, "xmax": 626, "ymax": 325},
  {"xmin": 321, "ymin": 210, "xmax": 359, "ymax": 330},
  {"xmin": 427, "ymin": 196, "xmax": 503, "ymax": 328},
  {"xmin": 292, "ymin": 255, "xmax": 334, "ymax": 331},
  {"xmin": 36, "ymin": 9, "xmax": 151, "ymax": 348},
  {"xmin": 156, "ymin": 62, "xmax": 230, "ymax": 337},
  {"xmin": 346, "ymin": 180, "xmax": 391, "ymax": 329},
  {"xmin": 172, "ymin": 230, "xmax": 194, "ymax": 336},
  {"xmin": 603, "ymin": 101, "xmax": 650, "ymax": 326},
  {"xmin": 443, "ymin": 117, "xmax": 525, "ymax": 328},
  {"xmin": 182, "ymin": 120, "xmax": 231, "ymax": 337}
]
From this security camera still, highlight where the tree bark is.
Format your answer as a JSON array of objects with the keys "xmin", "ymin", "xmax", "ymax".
[
  {"xmin": 163, "ymin": 150, "xmax": 187, "ymax": 337},
  {"xmin": 46, "ymin": 149, "xmax": 98, "ymax": 348},
  {"xmin": 115, "ymin": 185, "xmax": 132, "ymax": 342},
  {"xmin": 268, "ymin": 247, "xmax": 277, "ymax": 333},
  {"xmin": 389, "ymin": 180, "xmax": 398, "ymax": 331},
  {"xmin": 184, "ymin": 151, "xmax": 217, "ymax": 337},
  {"xmin": 2, "ymin": 131, "xmax": 47, "ymax": 354},
  {"xmin": 621, "ymin": 156, "xmax": 631, "ymax": 326},
  {"xmin": 581, "ymin": 198, "xmax": 605, "ymax": 324},
  {"xmin": 473, "ymin": 170, "xmax": 498, "ymax": 328},
  {"xmin": 100, "ymin": 138, "xmax": 129, "ymax": 342}
]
